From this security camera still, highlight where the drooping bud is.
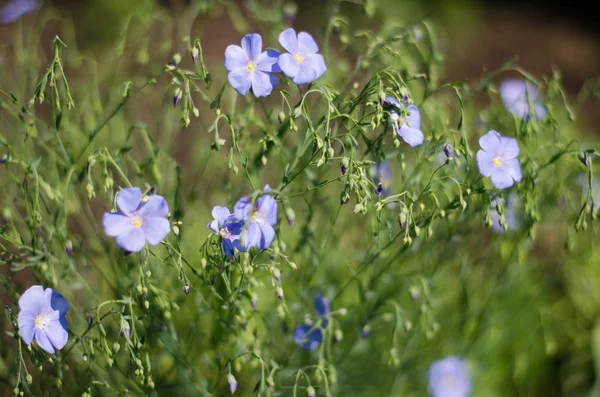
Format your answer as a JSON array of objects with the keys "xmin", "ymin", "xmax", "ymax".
[
  {"xmin": 191, "ymin": 47, "xmax": 199, "ymax": 63},
  {"xmin": 275, "ymin": 286, "xmax": 284, "ymax": 300},
  {"xmin": 210, "ymin": 275, "xmax": 216, "ymax": 285},
  {"xmin": 341, "ymin": 157, "xmax": 349, "ymax": 175},
  {"xmin": 173, "ymin": 88, "xmax": 182, "ymax": 107},
  {"xmin": 227, "ymin": 374, "xmax": 237, "ymax": 394},
  {"xmin": 183, "ymin": 284, "xmax": 190, "ymax": 295},
  {"xmin": 375, "ymin": 183, "xmax": 384, "ymax": 196},
  {"xmin": 443, "ymin": 143, "xmax": 453, "ymax": 159},
  {"xmin": 251, "ymin": 293, "xmax": 258, "ymax": 310},
  {"xmin": 286, "ymin": 207, "xmax": 295, "ymax": 225},
  {"xmin": 579, "ymin": 152, "xmax": 590, "ymax": 167},
  {"xmin": 65, "ymin": 240, "xmax": 73, "ymax": 256},
  {"xmin": 361, "ymin": 325, "xmax": 371, "ymax": 338},
  {"xmin": 272, "ymin": 268, "xmax": 281, "ymax": 282},
  {"xmin": 0, "ymin": 154, "xmax": 8, "ymax": 163},
  {"xmin": 283, "ymin": 1, "xmax": 298, "ymax": 24},
  {"xmin": 306, "ymin": 385, "xmax": 315, "ymax": 397}
]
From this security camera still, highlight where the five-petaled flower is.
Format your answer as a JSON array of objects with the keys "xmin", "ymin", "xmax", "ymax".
[
  {"xmin": 294, "ymin": 293, "xmax": 330, "ymax": 351},
  {"xmin": 499, "ymin": 79, "xmax": 547, "ymax": 120},
  {"xmin": 384, "ymin": 96, "xmax": 424, "ymax": 147},
  {"xmin": 207, "ymin": 206, "xmax": 246, "ymax": 258},
  {"xmin": 278, "ymin": 28, "xmax": 326, "ymax": 85},
  {"xmin": 428, "ymin": 356, "xmax": 471, "ymax": 397},
  {"xmin": 233, "ymin": 185, "xmax": 278, "ymax": 250},
  {"xmin": 224, "ymin": 33, "xmax": 281, "ymax": 97},
  {"xmin": 476, "ymin": 130, "xmax": 522, "ymax": 189},
  {"xmin": 18, "ymin": 285, "xmax": 69, "ymax": 354},
  {"xmin": 103, "ymin": 187, "xmax": 171, "ymax": 252}
]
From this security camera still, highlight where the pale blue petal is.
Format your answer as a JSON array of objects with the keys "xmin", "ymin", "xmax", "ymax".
[
  {"xmin": 211, "ymin": 206, "xmax": 231, "ymax": 227},
  {"xmin": 228, "ymin": 68, "xmax": 252, "ymax": 96},
  {"xmin": 491, "ymin": 169, "xmax": 514, "ymax": 189},
  {"xmin": 44, "ymin": 319, "xmax": 68, "ymax": 351},
  {"xmin": 278, "ymin": 53, "xmax": 299, "ymax": 78},
  {"xmin": 293, "ymin": 58, "xmax": 318, "ymax": 85},
  {"xmin": 476, "ymin": 151, "xmax": 494, "ymax": 177},
  {"xmin": 405, "ymin": 105, "xmax": 421, "ymax": 130},
  {"xmin": 499, "ymin": 79, "xmax": 527, "ymax": 107},
  {"xmin": 255, "ymin": 194, "xmax": 277, "ymax": 225},
  {"xmin": 18, "ymin": 311, "xmax": 36, "ymax": 344},
  {"xmin": 397, "ymin": 125, "xmax": 423, "ymax": 147},
  {"xmin": 142, "ymin": 218, "xmax": 170, "ymax": 245},
  {"xmin": 116, "ymin": 187, "xmax": 142, "ymax": 214},
  {"xmin": 479, "ymin": 130, "xmax": 502, "ymax": 154},
  {"xmin": 0, "ymin": 0, "xmax": 39, "ymax": 24},
  {"xmin": 311, "ymin": 53, "xmax": 326, "ymax": 80},
  {"xmin": 103, "ymin": 212, "xmax": 134, "ymax": 237},
  {"xmin": 297, "ymin": 31, "xmax": 318, "ymax": 54},
  {"xmin": 314, "ymin": 294, "xmax": 329, "ymax": 317},
  {"xmin": 256, "ymin": 221, "xmax": 275, "ymax": 250},
  {"xmin": 115, "ymin": 227, "xmax": 146, "ymax": 252},
  {"xmin": 504, "ymin": 158, "xmax": 522, "ymax": 182},
  {"xmin": 533, "ymin": 103, "xmax": 547, "ymax": 120},
  {"xmin": 207, "ymin": 220, "xmax": 219, "ymax": 233},
  {"xmin": 257, "ymin": 49, "xmax": 281, "ymax": 73},
  {"xmin": 251, "ymin": 71, "xmax": 276, "ymax": 98},
  {"xmin": 35, "ymin": 328, "xmax": 55, "ymax": 354},
  {"xmin": 428, "ymin": 356, "xmax": 471, "ymax": 397},
  {"xmin": 139, "ymin": 195, "xmax": 169, "ymax": 218},
  {"xmin": 241, "ymin": 33, "xmax": 262, "ymax": 60},
  {"xmin": 242, "ymin": 221, "xmax": 262, "ymax": 249},
  {"xmin": 279, "ymin": 28, "xmax": 298, "ymax": 53},
  {"xmin": 234, "ymin": 197, "xmax": 252, "ymax": 221},
  {"xmin": 500, "ymin": 137, "xmax": 519, "ymax": 159},
  {"xmin": 18, "ymin": 285, "xmax": 49, "ymax": 315},
  {"xmin": 224, "ymin": 45, "xmax": 248, "ymax": 71}
]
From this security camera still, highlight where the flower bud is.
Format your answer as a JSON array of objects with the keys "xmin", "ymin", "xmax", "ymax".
[
  {"xmin": 183, "ymin": 284, "xmax": 190, "ymax": 295},
  {"xmin": 275, "ymin": 286, "xmax": 284, "ymax": 300},
  {"xmin": 173, "ymin": 88, "xmax": 182, "ymax": 107},
  {"xmin": 65, "ymin": 240, "xmax": 73, "ymax": 256},
  {"xmin": 286, "ymin": 207, "xmax": 295, "ymax": 225},
  {"xmin": 579, "ymin": 151, "xmax": 590, "ymax": 167},
  {"xmin": 361, "ymin": 325, "xmax": 371, "ymax": 338},
  {"xmin": 307, "ymin": 386, "xmax": 315, "ymax": 397},
  {"xmin": 327, "ymin": 146, "xmax": 335, "ymax": 158},
  {"xmin": 277, "ymin": 111, "xmax": 286, "ymax": 123},
  {"xmin": 191, "ymin": 47, "xmax": 199, "ymax": 63},
  {"xmin": 0, "ymin": 154, "xmax": 8, "ymax": 163},
  {"xmin": 443, "ymin": 143, "xmax": 453, "ymax": 159},
  {"xmin": 227, "ymin": 374, "xmax": 237, "ymax": 394},
  {"xmin": 272, "ymin": 268, "xmax": 281, "ymax": 282},
  {"xmin": 375, "ymin": 183, "xmax": 384, "ymax": 195}
]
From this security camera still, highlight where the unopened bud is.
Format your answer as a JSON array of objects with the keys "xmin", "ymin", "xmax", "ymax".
[
  {"xmin": 443, "ymin": 143, "xmax": 453, "ymax": 159},
  {"xmin": 191, "ymin": 47, "xmax": 199, "ymax": 63},
  {"xmin": 275, "ymin": 286, "xmax": 284, "ymax": 300},
  {"xmin": 65, "ymin": 240, "xmax": 73, "ymax": 256},
  {"xmin": 362, "ymin": 325, "xmax": 371, "ymax": 338},
  {"xmin": 272, "ymin": 268, "xmax": 281, "ymax": 282},
  {"xmin": 227, "ymin": 374, "xmax": 237, "ymax": 394},
  {"xmin": 579, "ymin": 152, "xmax": 590, "ymax": 167},
  {"xmin": 286, "ymin": 207, "xmax": 295, "ymax": 225},
  {"xmin": 174, "ymin": 88, "xmax": 182, "ymax": 107},
  {"xmin": 278, "ymin": 111, "xmax": 285, "ymax": 123},
  {"xmin": 183, "ymin": 284, "xmax": 190, "ymax": 295},
  {"xmin": 307, "ymin": 386, "xmax": 315, "ymax": 397}
]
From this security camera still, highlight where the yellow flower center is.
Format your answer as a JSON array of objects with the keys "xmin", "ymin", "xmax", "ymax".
[
  {"xmin": 35, "ymin": 315, "xmax": 42, "ymax": 327},
  {"xmin": 294, "ymin": 53, "xmax": 304, "ymax": 63},
  {"xmin": 131, "ymin": 215, "xmax": 143, "ymax": 228},
  {"xmin": 493, "ymin": 157, "xmax": 503, "ymax": 167},
  {"xmin": 246, "ymin": 61, "xmax": 257, "ymax": 72}
]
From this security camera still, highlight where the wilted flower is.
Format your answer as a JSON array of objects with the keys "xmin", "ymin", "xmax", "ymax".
[
  {"xmin": 207, "ymin": 206, "xmax": 246, "ymax": 258},
  {"xmin": 18, "ymin": 285, "xmax": 69, "ymax": 354},
  {"xmin": 278, "ymin": 28, "xmax": 326, "ymax": 85},
  {"xmin": 428, "ymin": 356, "xmax": 471, "ymax": 397},
  {"xmin": 233, "ymin": 185, "xmax": 278, "ymax": 250},
  {"xmin": 294, "ymin": 294, "xmax": 329, "ymax": 351},
  {"xmin": 476, "ymin": 130, "xmax": 522, "ymax": 189},
  {"xmin": 224, "ymin": 33, "xmax": 280, "ymax": 97},
  {"xmin": 383, "ymin": 96, "xmax": 424, "ymax": 147},
  {"xmin": 1, "ymin": 0, "xmax": 39, "ymax": 24},
  {"xmin": 499, "ymin": 79, "xmax": 547, "ymax": 120},
  {"xmin": 103, "ymin": 187, "xmax": 171, "ymax": 252}
]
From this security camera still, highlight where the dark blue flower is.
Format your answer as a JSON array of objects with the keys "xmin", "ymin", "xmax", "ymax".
[
  {"xmin": 207, "ymin": 206, "xmax": 246, "ymax": 258},
  {"xmin": 233, "ymin": 185, "xmax": 278, "ymax": 250},
  {"xmin": 103, "ymin": 187, "xmax": 171, "ymax": 252},
  {"xmin": 294, "ymin": 294, "xmax": 330, "ymax": 351},
  {"xmin": 278, "ymin": 28, "xmax": 326, "ymax": 85},
  {"xmin": 224, "ymin": 33, "xmax": 280, "ymax": 97},
  {"xmin": 18, "ymin": 285, "xmax": 69, "ymax": 354}
]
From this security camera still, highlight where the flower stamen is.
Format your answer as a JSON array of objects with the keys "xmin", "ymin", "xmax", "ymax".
[
  {"xmin": 293, "ymin": 52, "xmax": 304, "ymax": 63},
  {"xmin": 131, "ymin": 215, "xmax": 143, "ymax": 228},
  {"xmin": 493, "ymin": 157, "xmax": 504, "ymax": 167},
  {"xmin": 246, "ymin": 61, "xmax": 257, "ymax": 72}
]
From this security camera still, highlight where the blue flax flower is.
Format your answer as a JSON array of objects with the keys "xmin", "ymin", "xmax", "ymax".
[
  {"xmin": 1, "ymin": 0, "xmax": 39, "ymax": 24},
  {"xmin": 384, "ymin": 96, "xmax": 423, "ymax": 147},
  {"xmin": 224, "ymin": 33, "xmax": 280, "ymax": 97},
  {"xmin": 18, "ymin": 285, "xmax": 69, "ymax": 354},
  {"xmin": 476, "ymin": 130, "xmax": 522, "ymax": 189},
  {"xmin": 234, "ymin": 185, "xmax": 278, "ymax": 250},
  {"xmin": 207, "ymin": 206, "xmax": 246, "ymax": 258},
  {"xmin": 428, "ymin": 356, "xmax": 471, "ymax": 397},
  {"xmin": 294, "ymin": 294, "xmax": 330, "ymax": 351},
  {"xmin": 103, "ymin": 187, "xmax": 171, "ymax": 252},
  {"xmin": 278, "ymin": 28, "xmax": 326, "ymax": 85},
  {"xmin": 499, "ymin": 79, "xmax": 547, "ymax": 120}
]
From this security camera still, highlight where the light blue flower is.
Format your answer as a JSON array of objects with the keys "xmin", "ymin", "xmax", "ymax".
[
  {"xmin": 207, "ymin": 206, "xmax": 246, "ymax": 258},
  {"xmin": 1, "ymin": 0, "xmax": 39, "ymax": 24},
  {"xmin": 499, "ymin": 79, "xmax": 547, "ymax": 120},
  {"xmin": 103, "ymin": 187, "xmax": 171, "ymax": 252},
  {"xmin": 428, "ymin": 356, "xmax": 471, "ymax": 397},
  {"xmin": 18, "ymin": 285, "xmax": 69, "ymax": 354},
  {"xmin": 233, "ymin": 185, "xmax": 278, "ymax": 250},
  {"xmin": 224, "ymin": 33, "xmax": 281, "ymax": 97},
  {"xmin": 278, "ymin": 28, "xmax": 326, "ymax": 85},
  {"xmin": 476, "ymin": 130, "xmax": 522, "ymax": 189},
  {"xmin": 383, "ymin": 96, "xmax": 424, "ymax": 147},
  {"xmin": 294, "ymin": 294, "xmax": 330, "ymax": 351}
]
